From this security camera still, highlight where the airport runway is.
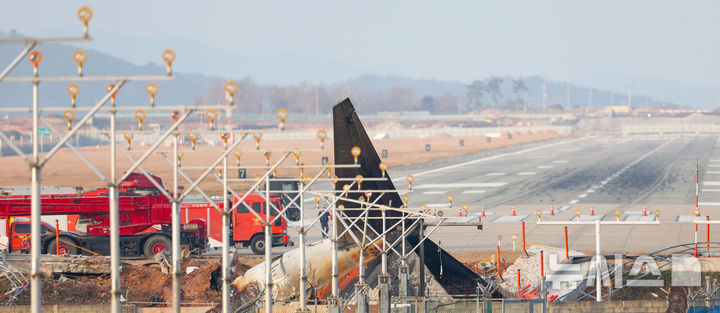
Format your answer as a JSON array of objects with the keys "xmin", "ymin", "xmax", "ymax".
[
  {"xmin": 389, "ymin": 134, "xmax": 720, "ymax": 254},
  {"xmin": 283, "ymin": 134, "xmax": 720, "ymax": 258}
]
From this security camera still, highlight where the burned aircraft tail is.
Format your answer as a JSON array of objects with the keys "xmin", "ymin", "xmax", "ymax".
[{"xmin": 332, "ymin": 98, "xmax": 501, "ymax": 297}]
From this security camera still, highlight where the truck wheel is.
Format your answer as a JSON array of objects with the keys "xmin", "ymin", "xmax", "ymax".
[
  {"xmin": 250, "ymin": 236, "xmax": 265, "ymax": 255},
  {"xmin": 47, "ymin": 239, "xmax": 78, "ymax": 255},
  {"xmin": 143, "ymin": 235, "xmax": 171, "ymax": 256}
]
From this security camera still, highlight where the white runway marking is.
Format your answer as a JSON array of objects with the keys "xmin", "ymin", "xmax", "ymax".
[
  {"xmin": 492, "ymin": 215, "xmax": 528, "ymax": 223},
  {"xmin": 710, "ymin": 165, "xmax": 720, "ymax": 168},
  {"xmin": 703, "ymin": 181, "xmax": 720, "ymax": 186},
  {"xmin": 518, "ymin": 172, "xmax": 536, "ymax": 175},
  {"xmin": 624, "ymin": 215, "xmax": 658, "ymax": 222},
  {"xmin": 415, "ymin": 183, "xmax": 507, "ymax": 189},
  {"xmin": 677, "ymin": 215, "xmax": 700, "ymax": 223},
  {"xmin": 392, "ymin": 137, "xmax": 590, "ymax": 180},
  {"xmin": 708, "ymin": 171, "xmax": 720, "ymax": 174},
  {"xmin": 699, "ymin": 202, "xmax": 720, "ymax": 206},
  {"xmin": 702, "ymin": 189, "xmax": 720, "ymax": 192},
  {"xmin": 569, "ymin": 199, "xmax": 579, "ymax": 204},
  {"xmin": 462, "ymin": 190, "xmax": 487, "ymax": 194},
  {"xmin": 553, "ymin": 160, "xmax": 569, "ymax": 163},
  {"xmin": 422, "ymin": 191, "xmax": 446, "ymax": 195},
  {"xmin": 578, "ymin": 194, "xmax": 587, "ymax": 198},
  {"xmin": 537, "ymin": 165, "xmax": 554, "ymax": 169},
  {"xmin": 486, "ymin": 173, "xmax": 505, "ymax": 176}
]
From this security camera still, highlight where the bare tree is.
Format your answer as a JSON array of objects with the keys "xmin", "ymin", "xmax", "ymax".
[
  {"xmin": 485, "ymin": 77, "xmax": 503, "ymax": 109},
  {"xmin": 466, "ymin": 80, "xmax": 485, "ymax": 111}
]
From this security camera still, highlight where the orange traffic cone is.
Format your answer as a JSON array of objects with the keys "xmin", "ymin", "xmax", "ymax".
[
  {"xmin": 642, "ymin": 207, "xmax": 647, "ymax": 216},
  {"xmin": 511, "ymin": 206, "xmax": 516, "ymax": 216},
  {"xmin": 458, "ymin": 207, "xmax": 462, "ymax": 217},
  {"xmin": 550, "ymin": 204, "xmax": 555, "ymax": 216},
  {"xmin": 481, "ymin": 206, "xmax": 486, "ymax": 217},
  {"xmin": 590, "ymin": 206, "xmax": 595, "ymax": 216}
]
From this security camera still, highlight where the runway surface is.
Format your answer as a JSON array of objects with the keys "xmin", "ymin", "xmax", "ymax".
[
  {"xmin": 388, "ymin": 134, "xmax": 718, "ymax": 254},
  {"xmin": 283, "ymin": 134, "xmax": 720, "ymax": 258}
]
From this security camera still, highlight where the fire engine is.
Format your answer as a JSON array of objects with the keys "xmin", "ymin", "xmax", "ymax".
[{"xmin": 0, "ymin": 173, "xmax": 291, "ymax": 256}]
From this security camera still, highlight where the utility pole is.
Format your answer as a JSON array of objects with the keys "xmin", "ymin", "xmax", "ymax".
[
  {"xmin": 542, "ymin": 81, "xmax": 547, "ymax": 112},
  {"xmin": 315, "ymin": 86, "xmax": 319, "ymax": 116},
  {"xmin": 566, "ymin": 82, "xmax": 571, "ymax": 110}
]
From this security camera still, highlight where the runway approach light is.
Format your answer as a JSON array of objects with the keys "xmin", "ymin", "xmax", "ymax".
[
  {"xmin": 253, "ymin": 132, "xmax": 263, "ymax": 150},
  {"xmin": 654, "ymin": 209, "xmax": 661, "ymax": 220},
  {"xmin": 536, "ymin": 209, "xmax": 543, "ymax": 220},
  {"xmin": 406, "ymin": 175, "xmax": 414, "ymax": 189},
  {"xmin": 77, "ymin": 6, "xmax": 93, "ymax": 37},
  {"xmin": 224, "ymin": 81, "xmax": 237, "ymax": 105},
  {"xmin": 293, "ymin": 148, "xmax": 302, "ymax": 165},
  {"xmin": 188, "ymin": 133, "xmax": 199, "ymax": 150},
  {"xmin": 123, "ymin": 133, "xmax": 133, "ymax": 150},
  {"xmin": 263, "ymin": 151, "xmax": 272, "ymax": 166},
  {"xmin": 66, "ymin": 83, "xmax": 79, "ymax": 108},
  {"xmin": 162, "ymin": 49, "xmax": 176, "ymax": 76},
  {"xmin": 220, "ymin": 133, "xmax": 230, "ymax": 149},
  {"xmin": 170, "ymin": 110, "xmax": 181, "ymax": 123},
  {"xmin": 330, "ymin": 175, "xmax": 338, "ymax": 187},
  {"xmin": 364, "ymin": 191, "xmax": 372, "ymax": 200},
  {"xmin": 446, "ymin": 194, "xmax": 455, "ymax": 207},
  {"xmin": 145, "ymin": 82, "xmax": 158, "ymax": 107},
  {"xmin": 205, "ymin": 109, "xmax": 217, "ymax": 130},
  {"xmin": 379, "ymin": 162, "xmax": 388, "ymax": 178},
  {"xmin": 575, "ymin": 208, "xmax": 582, "ymax": 220},
  {"xmin": 233, "ymin": 150, "xmax": 242, "ymax": 165},
  {"xmin": 402, "ymin": 194, "xmax": 410, "ymax": 205},
  {"xmin": 351, "ymin": 146, "xmax": 362, "ymax": 164},
  {"xmin": 28, "ymin": 50, "xmax": 42, "ymax": 75},
  {"xmin": 355, "ymin": 175, "xmax": 364, "ymax": 189},
  {"xmin": 317, "ymin": 129, "xmax": 327, "ymax": 149},
  {"xmin": 276, "ymin": 108, "xmax": 288, "ymax": 130},
  {"xmin": 134, "ymin": 109, "xmax": 146, "ymax": 131},
  {"xmin": 73, "ymin": 49, "xmax": 87, "ymax": 76},
  {"xmin": 64, "ymin": 110, "xmax": 75, "ymax": 131},
  {"xmin": 314, "ymin": 195, "xmax": 323, "ymax": 207},
  {"xmin": 106, "ymin": 83, "xmax": 119, "ymax": 107},
  {"xmin": 615, "ymin": 209, "xmax": 622, "ymax": 221}
]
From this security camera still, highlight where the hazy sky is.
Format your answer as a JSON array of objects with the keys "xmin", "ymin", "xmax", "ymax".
[{"xmin": 2, "ymin": 1, "xmax": 720, "ymax": 103}]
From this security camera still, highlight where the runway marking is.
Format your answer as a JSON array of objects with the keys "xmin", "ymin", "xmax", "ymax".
[
  {"xmin": 486, "ymin": 173, "xmax": 505, "ymax": 176},
  {"xmin": 708, "ymin": 171, "xmax": 720, "ymax": 174},
  {"xmin": 415, "ymin": 183, "xmax": 507, "ymax": 189},
  {"xmin": 422, "ymin": 191, "xmax": 446, "ymax": 195},
  {"xmin": 492, "ymin": 215, "xmax": 528, "ymax": 223},
  {"xmin": 553, "ymin": 160, "xmax": 569, "ymax": 163},
  {"xmin": 462, "ymin": 190, "xmax": 487, "ymax": 194},
  {"xmin": 699, "ymin": 202, "xmax": 720, "ymax": 206},
  {"xmin": 702, "ymin": 189, "xmax": 720, "ymax": 192},
  {"xmin": 703, "ymin": 181, "xmax": 720, "ymax": 186},
  {"xmin": 557, "ymin": 205, "xmax": 572, "ymax": 212},
  {"xmin": 561, "ymin": 140, "xmax": 672, "ymax": 207},
  {"xmin": 571, "ymin": 215, "xmax": 605, "ymax": 221},
  {"xmin": 710, "ymin": 165, "xmax": 720, "ymax": 168},
  {"xmin": 518, "ymin": 172, "xmax": 536, "ymax": 175},
  {"xmin": 624, "ymin": 215, "xmax": 658, "ymax": 222},
  {"xmin": 537, "ymin": 165, "xmax": 554, "ymax": 169},
  {"xmin": 677, "ymin": 215, "xmax": 700, "ymax": 223},
  {"xmin": 394, "ymin": 137, "xmax": 590, "ymax": 180}
]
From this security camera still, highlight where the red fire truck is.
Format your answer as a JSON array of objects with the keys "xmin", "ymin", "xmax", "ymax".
[
  {"xmin": 0, "ymin": 173, "xmax": 291, "ymax": 256},
  {"xmin": 181, "ymin": 194, "xmax": 291, "ymax": 255}
]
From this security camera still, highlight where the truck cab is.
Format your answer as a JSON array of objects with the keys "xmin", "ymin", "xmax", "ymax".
[{"xmin": 233, "ymin": 194, "xmax": 290, "ymax": 254}]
